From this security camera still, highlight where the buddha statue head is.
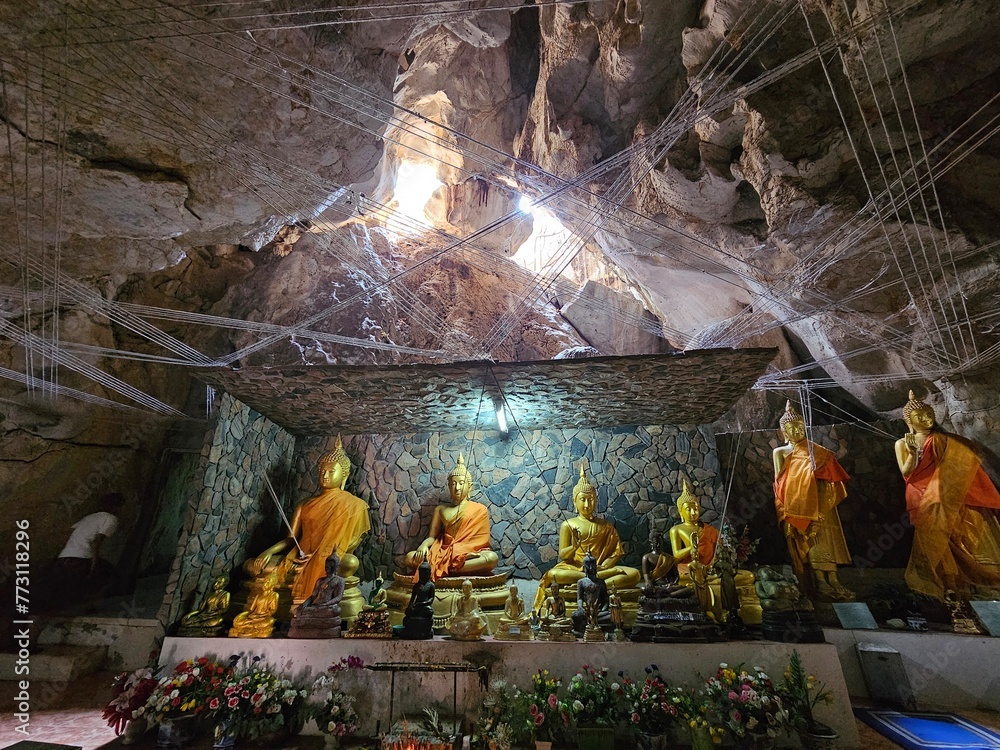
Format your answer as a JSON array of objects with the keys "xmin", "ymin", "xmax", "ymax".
[
  {"xmin": 573, "ymin": 464, "xmax": 598, "ymax": 520},
  {"xmin": 582, "ymin": 551, "xmax": 598, "ymax": 579},
  {"xmin": 461, "ymin": 578, "xmax": 474, "ymax": 599},
  {"xmin": 778, "ymin": 401, "xmax": 807, "ymax": 443},
  {"xmin": 902, "ymin": 390, "xmax": 936, "ymax": 432},
  {"xmin": 318, "ymin": 436, "xmax": 351, "ymax": 490},
  {"xmin": 649, "ymin": 529, "xmax": 664, "ymax": 553},
  {"xmin": 447, "ymin": 453, "xmax": 473, "ymax": 505},
  {"xmin": 212, "ymin": 574, "xmax": 229, "ymax": 591},
  {"xmin": 676, "ymin": 480, "xmax": 701, "ymax": 525},
  {"xmin": 324, "ymin": 550, "xmax": 341, "ymax": 576}
]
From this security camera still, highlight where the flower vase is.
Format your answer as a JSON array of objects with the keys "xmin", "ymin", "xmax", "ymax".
[
  {"xmin": 637, "ymin": 731, "xmax": 670, "ymax": 750},
  {"xmin": 156, "ymin": 715, "xmax": 198, "ymax": 749},
  {"xmin": 577, "ymin": 726, "xmax": 615, "ymax": 750},
  {"xmin": 690, "ymin": 725, "xmax": 714, "ymax": 750},
  {"xmin": 213, "ymin": 719, "xmax": 236, "ymax": 749},
  {"xmin": 534, "ymin": 741, "xmax": 553, "ymax": 750},
  {"xmin": 799, "ymin": 722, "xmax": 839, "ymax": 750},
  {"xmin": 121, "ymin": 717, "xmax": 148, "ymax": 745},
  {"xmin": 323, "ymin": 735, "xmax": 341, "ymax": 750}
]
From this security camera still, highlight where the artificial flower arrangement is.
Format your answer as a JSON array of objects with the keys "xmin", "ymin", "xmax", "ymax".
[
  {"xmin": 566, "ymin": 664, "xmax": 622, "ymax": 728},
  {"xmin": 621, "ymin": 665, "xmax": 678, "ymax": 736},
  {"xmin": 310, "ymin": 656, "xmax": 365, "ymax": 738},
  {"xmin": 213, "ymin": 654, "xmax": 309, "ymax": 741},
  {"xmin": 515, "ymin": 669, "xmax": 570, "ymax": 744},
  {"xmin": 102, "ymin": 651, "xmax": 160, "ymax": 735},
  {"xmin": 777, "ymin": 651, "xmax": 835, "ymax": 736},
  {"xmin": 143, "ymin": 656, "xmax": 230, "ymax": 725},
  {"xmin": 475, "ymin": 679, "xmax": 521, "ymax": 749},
  {"xmin": 702, "ymin": 663, "xmax": 788, "ymax": 740},
  {"xmin": 711, "ymin": 523, "xmax": 759, "ymax": 576},
  {"xmin": 670, "ymin": 685, "xmax": 724, "ymax": 745}
]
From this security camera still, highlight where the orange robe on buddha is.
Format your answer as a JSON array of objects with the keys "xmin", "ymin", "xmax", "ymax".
[
  {"xmin": 774, "ymin": 441, "xmax": 851, "ymax": 582},
  {"xmin": 291, "ymin": 489, "xmax": 371, "ymax": 602},
  {"xmin": 905, "ymin": 432, "xmax": 1000, "ymax": 599},
  {"xmin": 416, "ymin": 500, "xmax": 491, "ymax": 582},
  {"xmin": 676, "ymin": 523, "xmax": 719, "ymax": 577}
]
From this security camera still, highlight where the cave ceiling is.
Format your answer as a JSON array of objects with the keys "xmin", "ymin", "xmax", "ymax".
[{"xmin": 1, "ymin": 0, "xmax": 999, "ymax": 450}]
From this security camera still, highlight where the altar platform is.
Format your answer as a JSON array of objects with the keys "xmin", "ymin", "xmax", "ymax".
[{"xmin": 162, "ymin": 635, "xmax": 859, "ymax": 746}]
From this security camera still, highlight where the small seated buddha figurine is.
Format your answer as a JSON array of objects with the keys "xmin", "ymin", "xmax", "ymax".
[
  {"xmin": 539, "ymin": 580, "xmax": 572, "ymax": 630},
  {"xmin": 532, "ymin": 465, "xmax": 641, "ymax": 612},
  {"xmin": 229, "ymin": 570, "xmax": 279, "ymax": 638},
  {"xmin": 640, "ymin": 531, "xmax": 693, "ymax": 597},
  {"xmin": 404, "ymin": 454, "xmax": 498, "ymax": 581},
  {"xmin": 447, "ymin": 579, "xmax": 490, "ymax": 641},
  {"xmin": 346, "ymin": 571, "xmax": 392, "ymax": 639},
  {"xmin": 288, "ymin": 551, "xmax": 344, "ymax": 639},
  {"xmin": 179, "ymin": 574, "xmax": 231, "ymax": 636},
  {"xmin": 245, "ymin": 437, "xmax": 371, "ymax": 620},
  {"xmin": 894, "ymin": 390, "xmax": 1000, "ymax": 600},
  {"xmin": 773, "ymin": 401, "xmax": 853, "ymax": 601},
  {"xmin": 400, "ymin": 562, "xmax": 435, "ymax": 640},
  {"xmin": 496, "ymin": 582, "xmax": 532, "ymax": 640}
]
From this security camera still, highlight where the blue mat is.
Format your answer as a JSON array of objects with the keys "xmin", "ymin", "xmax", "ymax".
[{"xmin": 855, "ymin": 709, "xmax": 1000, "ymax": 750}]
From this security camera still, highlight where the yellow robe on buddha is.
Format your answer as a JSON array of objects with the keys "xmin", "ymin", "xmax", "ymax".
[
  {"xmin": 534, "ymin": 519, "xmax": 625, "ymax": 610},
  {"xmin": 905, "ymin": 432, "xmax": 1000, "ymax": 599},
  {"xmin": 774, "ymin": 441, "xmax": 851, "ymax": 576},
  {"xmin": 416, "ymin": 500, "xmax": 491, "ymax": 583},
  {"xmin": 291, "ymin": 488, "xmax": 371, "ymax": 602}
]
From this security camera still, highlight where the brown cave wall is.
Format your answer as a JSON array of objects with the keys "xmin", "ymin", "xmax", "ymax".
[{"xmin": 716, "ymin": 421, "xmax": 911, "ymax": 577}]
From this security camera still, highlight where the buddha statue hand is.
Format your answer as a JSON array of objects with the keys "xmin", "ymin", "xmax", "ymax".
[{"xmin": 248, "ymin": 554, "xmax": 272, "ymax": 577}]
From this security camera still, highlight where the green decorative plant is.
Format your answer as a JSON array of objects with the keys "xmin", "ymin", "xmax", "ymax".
[{"xmin": 777, "ymin": 651, "xmax": 834, "ymax": 735}]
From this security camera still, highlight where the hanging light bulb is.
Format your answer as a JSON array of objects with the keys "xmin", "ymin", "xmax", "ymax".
[{"xmin": 494, "ymin": 396, "xmax": 509, "ymax": 438}]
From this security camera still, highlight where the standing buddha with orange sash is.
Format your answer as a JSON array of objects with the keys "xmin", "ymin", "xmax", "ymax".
[
  {"xmin": 894, "ymin": 391, "xmax": 1000, "ymax": 600},
  {"xmin": 772, "ymin": 401, "xmax": 853, "ymax": 601}
]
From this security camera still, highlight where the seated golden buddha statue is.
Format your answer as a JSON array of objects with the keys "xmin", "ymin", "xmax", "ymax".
[
  {"xmin": 244, "ymin": 437, "xmax": 371, "ymax": 621},
  {"xmin": 403, "ymin": 454, "xmax": 498, "ymax": 581},
  {"xmin": 230, "ymin": 570, "xmax": 279, "ymax": 638},
  {"xmin": 496, "ymin": 582, "xmax": 532, "ymax": 640},
  {"xmin": 531, "ymin": 465, "xmax": 641, "ymax": 612},
  {"xmin": 179, "ymin": 574, "xmax": 231, "ymax": 636},
  {"xmin": 447, "ymin": 579, "xmax": 490, "ymax": 641}
]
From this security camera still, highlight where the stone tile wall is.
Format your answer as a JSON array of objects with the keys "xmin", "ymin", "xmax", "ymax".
[
  {"xmin": 293, "ymin": 424, "xmax": 725, "ymax": 581},
  {"xmin": 716, "ymin": 420, "xmax": 909, "ymax": 568},
  {"xmin": 159, "ymin": 393, "xmax": 296, "ymax": 625}
]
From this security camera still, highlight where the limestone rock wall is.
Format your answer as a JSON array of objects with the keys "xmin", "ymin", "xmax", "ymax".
[
  {"xmin": 159, "ymin": 394, "xmax": 295, "ymax": 625},
  {"xmin": 293, "ymin": 424, "xmax": 725, "ymax": 582}
]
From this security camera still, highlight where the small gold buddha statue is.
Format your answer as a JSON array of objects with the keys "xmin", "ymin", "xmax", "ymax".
[
  {"xmin": 229, "ymin": 570, "xmax": 279, "ymax": 638},
  {"xmin": 495, "ymin": 582, "xmax": 532, "ymax": 640},
  {"xmin": 245, "ymin": 437, "xmax": 371, "ymax": 620},
  {"xmin": 179, "ymin": 574, "xmax": 231, "ymax": 636},
  {"xmin": 403, "ymin": 454, "xmax": 498, "ymax": 581},
  {"xmin": 447, "ymin": 579, "xmax": 490, "ymax": 641},
  {"xmin": 773, "ymin": 401, "xmax": 853, "ymax": 601},
  {"xmin": 539, "ymin": 580, "xmax": 572, "ymax": 630},
  {"xmin": 532, "ymin": 464, "xmax": 641, "ymax": 612}
]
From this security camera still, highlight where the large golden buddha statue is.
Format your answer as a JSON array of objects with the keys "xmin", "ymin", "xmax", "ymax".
[
  {"xmin": 246, "ymin": 437, "xmax": 371, "ymax": 619},
  {"xmin": 773, "ymin": 401, "xmax": 853, "ymax": 601},
  {"xmin": 895, "ymin": 391, "xmax": 1000, "ymax": 600},
  {"xmin": 531, "ymin": 465, "xmax": 641, "ymax": 612},
  {"xmin": 403, "ymin": 453, "xmax": 498, "ymax": 581}
]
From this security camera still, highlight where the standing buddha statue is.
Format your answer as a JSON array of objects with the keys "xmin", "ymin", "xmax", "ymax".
[
  {"xmin": 894, "ymin": 391, "xmax": 1000, "ymax": 600},
  {"xmin": 773, "ymin": 401, "xmax": 853, "ymax": 601}
]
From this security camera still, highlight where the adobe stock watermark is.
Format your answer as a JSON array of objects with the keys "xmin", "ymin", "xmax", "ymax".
[{"xmin": 11, "ymin": 518, "xmax": 32, "ymax": 736}]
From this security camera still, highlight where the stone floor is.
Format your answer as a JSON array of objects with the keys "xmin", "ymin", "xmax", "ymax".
[{"xmin": 1, "ymin": 671, "xmax": 998, "ymax": 750}]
